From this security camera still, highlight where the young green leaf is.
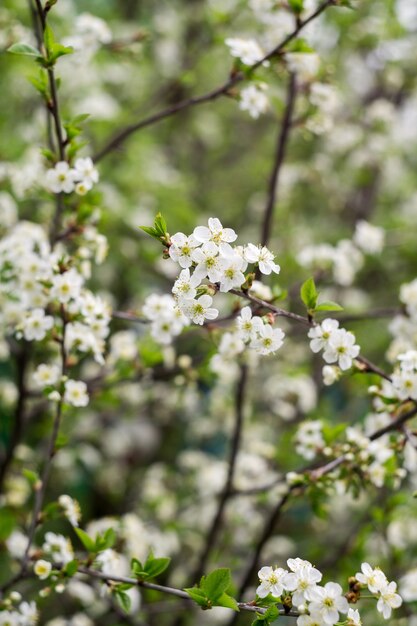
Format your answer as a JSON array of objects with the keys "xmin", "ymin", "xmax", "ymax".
[
  {"xmin": 114, "ymin": 589, "xmax": 131, "ymax": 612},
  {"xmin": 74, "ymin": 527, "xmax": 96, "ymax": 552},
  {"xmin": 300, "ymin": 277, "xmax": 318, "ymax": 311},
  {"xmin": 201, "ymin": 568, "xmax": 232, "ymax": 601},
  {"xmin": 184, "ymin": 587, "xmax": 211, "ymax": 609},
  {"xmin": 64, "ymin": 560, "xmax": 79, "ymax": 577},
  {"xmin": 7, "ymin": 43, "xmax": 42, "ymax": 58},
  {"xmin": 288, "ymin": 0, "xmax": 304, "ymax": 14},
  {"xmin": 143, "ymin": 556, "xmax": 171, "ymax": 578},
  {"xmin": 315, "ymin": 301, "xmax": 344, "ymax": 312},
  {"xmin": 215, "ymin": 592, "xmax": 239, "ymax": 611}
]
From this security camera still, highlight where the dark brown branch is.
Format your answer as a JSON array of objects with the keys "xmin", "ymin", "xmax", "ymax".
[
  {"xmin": 0, "ymin": 342, "xmax": 29, "ymax": 493},
  {"xmin": 191, "ymin": 364, "xmax": 248, "ymax": 582},
  {"xmin": 260, "ymin": 72, "xmax": 297, "ymax": 250},
  {"xmin": 93, "ymin": 0, "xmax": 336, "ymax": 163}
]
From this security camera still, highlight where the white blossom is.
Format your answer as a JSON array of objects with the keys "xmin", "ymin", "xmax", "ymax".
[
  {"xmin": 64, "ymin": 379, "xmax": 89, "ymax": 407},
  {"xmin": 251, "ymin": 324, "xmax": 285, "ymax": 355},
  {"xmin": 256, "ymin": 566, "xmax": 287, "ymax": 598},
  {"xmin": 244, "ymin": 243, "xmax": 280, "ymax": 275},
  {"xmin": 45, "ymin": 162, "xmax": 78, "ymax": 194},
  {"xmin": 239, "ymin": 84, "xmax": 269, "ymax": 119}
]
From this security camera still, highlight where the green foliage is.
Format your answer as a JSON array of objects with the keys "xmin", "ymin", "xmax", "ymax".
[
  {"xmin": 74, "ymin": 527, "xmax": 116, "ymax": 553},
  {"xmin": 7, "ymin": 43, "xmax": 42, "ymax": 58},
  {"xmin": 300, "ymin": 277, "xmax": 343, "ymax": 315},
  {"xmin": 288, "ymin": 0, "xmax": 304, "ymax": 14},
  {"xmin": 43, "ymin": 25, "xmax": 73, "ymax": 66},
  {"xmin": 131, "ymin": 551, "xmax": 171, "ymax": 580},
  {"xmin": 300, "ymin": 277, "xmax": 318, "ymax": 311},
  {"xmin": 251, "ymin": 604, "xmax": 280, "ymax": 625},
  {"xmin": 184, "ymin": 568, "xmax": 238, "ymax": 611},
  {"xmin": 0, "ymin": 508, "xmax": 16, "ymax": 541},
  {"xmin": 140, "ymin": 213, "xmax": 169, "ymax": 244}
]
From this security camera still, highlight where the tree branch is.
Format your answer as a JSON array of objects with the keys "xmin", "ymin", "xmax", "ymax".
[{"xmin": 93, "ymin": 0, "xmax": 336, "ymax": 163}]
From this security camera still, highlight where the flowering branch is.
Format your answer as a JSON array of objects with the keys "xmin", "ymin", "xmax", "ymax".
[{"xmin": 92, "ymin": 0, "xmax": 336, "ymax": 163}]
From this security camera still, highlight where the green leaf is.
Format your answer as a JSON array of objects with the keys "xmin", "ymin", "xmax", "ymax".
[
  {"xmin": 184, "ymin": 587, "xmax": 211, "ymax": 609},
  {"xmin": 201, "ymin": 568, "xmax": 232, "ymax": 601},
  {"xmin": 74, "ymin": 527, "xmax": 96, "ymax": 552},
  {"xmin": 288, "ymin": 0, "xmax": 304, "ymax": 13},
  {"xmin": 300, "ymin": 277, "xmax": 318, "ymax": 311},
  {"xmin": 114, "ymin": 589, "xmax": 131, "ymax": 612},
  {"xmin": 95, "ymin": 527, "xmax": 116, "ymax": 551},
  {"xmin": 315, "ymin": 301, "xmax": 344, "ymax": 312},
  {"xmin": 216, "ymin": 592, "xmax": 239, "ymax": 611},
  {"xmin": 140, "ymin": 213, "xmax": 168, "ymax": 242},
  {"xmin": 154, "ymin": 212, "xmax": 167, "ymax": 236},
  {"xmin": 0, "ymin": 508, "xmax": 16, "ymax": 541},
  {"xmin": 263, "ymin": 605, "xmax": 279, "ymax": 621},
  {"xmin": 7, "ymin": 43, "xmax": 42, "ymax": 58},
  {"xmin": 50, "ymin": 43, "xmax": 73, "ymax": 62},
  {"xmin": 140, "ymin": 225, "xmax": 160, "ymax": 239},
  {"xmin": 64, "ymin": 560, "xmax": 79, "ymax": 576},
  {"xmin": 22, "ymin": 468, "xmax": 39, "ymax": 485},
  {"xmin": 44, "ymin": 24, "xmax": 55, "ymax": 53},
  {"xmin": 144, "ymin": 555, "xmax": 171, "ymax": 578}
]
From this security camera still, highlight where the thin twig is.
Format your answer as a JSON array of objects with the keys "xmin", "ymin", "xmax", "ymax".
[
  {"xmin": 191, "ymin": 364, "xmax": 248, "ymax": 582},
  {"xmin": 93, "ymin": 0, "xmax": 336, "ymax": 163},
  {"xmin": 260, "ymin": 72, "xmax": 297, "ymax": 250}
]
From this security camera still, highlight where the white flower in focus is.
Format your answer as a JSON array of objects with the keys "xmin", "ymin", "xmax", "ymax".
[
  {"xmin": 32, "ymin": 364, "xmax": 60, "ymax": 389},
  {"xmin": 376, "ymin": 581, "xmax": 403, "ymax": 619},
  {"xmin": 21, "ymin": 309, "xmax": 54, "ymax": 342},
  {"xmin": 193, "ymin": 218, "xmax": 237, "ymax": 245},
  {"xmin": 308, "ymin": 582, "xmax": 348, "ymax": 625},
  {"xmin": 192, "ymin": 242, "xmax": 223, "ymax": 282},
  {"xmin": 353, "ymin": 220, "xmax": 385, "ymax": 254},
  {"xmin": 322, "ymin": 328, "xmax": 360, "ymax": 370},
  {"xmin": 355, "ymin": 563, "xmax": 387, "ymax": 594},
  {"xmin": 34, "ymin": 560, "xmax": 52, "ymax": 580},
  {"xmin": 64, "ymin": 379, "xmax": 89, "ymax": 407},
  {"xmin": 239, "ymin": 84, "xmax": 269, "ymax": 119},
  {"xmin": 172, "ymin": 269, "xmax": 201, "ymax": 301},
  {"xmin": 251, "ymin": 324, "xmax": 285, "ymax": 355},
  {"xmin": 59, "ymin": 494, "xmax": 81, "ymax": 526},
  {"xmin": 256, "ymin": 566, "xmax": 287, "ymax": 598},
  {"xmin": 182, "ymin": 295, "xmax": 218, "ymax": 325},
  {"xmin": 218, "ymin": 253, "xmax": 247, "ymax": 292},
  {"xmin": 45, "ymin": 162, "xmax": 78, "ymax": 194},
  {"xmin": 169, "ymin": 232, "xmax": 200, "ymax": 268},
  {"xmin": 244, "ymin": 243, "xmax": 280, "ymax": 275},
  {"xmin": 284, "ymin": 560, "xmax": 322, "ymax": 605},
  {"xmin": 308, "ymin": 319, "xmax": 339, "ymax": 354},
  {"xmin": 236, "ymin": 306, "xmax": 263, "ymax": 341},
  {"xmin": 225, "ymin": 37, "xmax": 268, "ymax": 66},
  {"xmin": 347, "ymin": 608, "xmax": 361, "ymax": 626}
]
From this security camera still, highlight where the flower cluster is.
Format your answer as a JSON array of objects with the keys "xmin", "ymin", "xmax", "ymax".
[
  {"xmin": 308, "ymin": 319, "xmax": 360, "ymax": 371},
  {"xmin": 256, "ymin": 559, "xmax": 402, "ymax": 625},
  {"xmin": 355, "ymin": 563, "xmax": 402, "ymax": 619},
  {"xmin": 45, "ymin": 158, "xmax": 99, "ymax": 196}
]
